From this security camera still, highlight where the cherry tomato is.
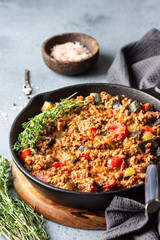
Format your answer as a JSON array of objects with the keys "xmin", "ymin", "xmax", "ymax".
[
  {"xmin": 102, "ymin": 179, "xmax": 116, "ymax": 188},
  {"xmin": 108, "ymin": 122, "xmax": 128, "ymax": 140},
  {"xmin": 20, "ymin": 149, "xmax": 31, "ymax": 162},
  {"xmin": 81, "ymin": 153, "xmax": 91, "ymax": 160},
  {"xmin": 90, "ymin": 128, "xmax": 100, "ymax": 137},
  {"xmin": 51, "ymin": 162, "xmax": 65, "ymax": 167},
  {"xmin": 108, "ymin": 156, "xmax": 123, "ymax": 169}
]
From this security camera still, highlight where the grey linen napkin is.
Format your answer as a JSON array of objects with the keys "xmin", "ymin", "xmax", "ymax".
[
  {"xmin": 100, "ymin": 29, "xmax": 160, "ymax": 240},
  {"xmin": 99, "ymin": 196, "xmax": 160, "ymax": 240},
  {"xmin": 107, "ymin": 28, "xmax": 160, "ymax": 90}
]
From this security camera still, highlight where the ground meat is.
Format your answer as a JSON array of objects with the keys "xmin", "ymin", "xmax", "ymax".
[{"xmin": 21, "ymin": 92, "xmax": 160, "ymax": 193}]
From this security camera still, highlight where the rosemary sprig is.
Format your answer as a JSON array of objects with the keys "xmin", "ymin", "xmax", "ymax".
[
  {"xmin": 0, "ymin": 156, "xmax": 50, "ymax": 240},
  {"xmin": 13, "ymin": 93, "xmax": 84, "ymax": 153}
]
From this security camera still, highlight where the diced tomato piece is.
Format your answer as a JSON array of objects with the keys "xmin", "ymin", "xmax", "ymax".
[
  {"xmin": 20, "ymin": 149, "xmax": 31, "ymax": 162},
  {"xmin": 95, "ymin": 177, "xmax": 105, "ymax": 186},
  {"xmin": 108, "ymin": 122, "xmax": 128, "ymax": 140},
  {"xmin": 90, "ymin": 184, "xmax": 98, "ymax": 192},
  {"xmin": 145, "ymin": 148, "xmax": 150, "ymax": 154},
  {"xmin": 95, "ymin": 177, "xmax": 103, "ymax": 183},
  {"xmin": 141, "ymin": 104, "xmax": 147, "ymax": 111},
  {"xmin": 81, "ymin": 153, "xmax": 91, "ymax": 160},
  {"xmin": 106, "ymin": 109, "xmax": 114, "ymax": 117},
  {"xmin": 102, "ymin": 179, "xmax": 116, "ymax": 188},
  {"xmin": 141, "ymin": 103, "xmax": 152, "ymax": 112},
  {"xmin": 100, "ymin": 110, "xmax": 113, "ymax": 118},
  {"xmin": 90, "ymin": 128, "xmax": 100, "ymax": 137},
  {"xmin": 142, "ymin": 126, "xmax": 155, "ymax": 134},
  {"xmin": 51, "ymin": 162, "xmax": 65, "ymax": 167},
  {"xmin": 82, "ymin": 137, "xmax": 90, "ymax": 142},
  {"xmin": 107, "ymin": 156, "xmax": 123, "ymax": 169}
]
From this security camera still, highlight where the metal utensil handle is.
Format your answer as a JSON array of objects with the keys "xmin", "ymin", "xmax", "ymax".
[{"xmin": 145, "ymin": 164, "xmax": 160, "ymax": 214}]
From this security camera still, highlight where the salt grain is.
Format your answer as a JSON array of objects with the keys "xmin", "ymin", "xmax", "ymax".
[
  {"xmin": 50, "ymin": 41, "xmax": 91, "ymax": 62},
  {"xmin": 22, "ymin": 85, "xmax": 32, "ymax": 95},
  {"xmin": 1, "ymin": 112, "xmax": 8, "ymax": 118}
]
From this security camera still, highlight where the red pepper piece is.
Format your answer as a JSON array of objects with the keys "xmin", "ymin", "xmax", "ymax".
[
  {"xmin": 108, "ymin": 122, "xmax": 128, "ymax": 140},
  {"xmin": 95, "ymin": 177, "xmax": 103, "ymax": 183},
  {"xmin": 20, "ymin": 149, "xmax": 31, "ymax": 162},
  {"xmin": 145, "ymin": 148, "xmax": 150, "ymax": 154},
  {"xmin": 90, "ymin": 128, "xmax": 100, "ymax": 137},
  {"xmin": 102, "ymin": 179, "xmax": 116, "ymax": 188},
  {"xmin": 107, "ymin": 156, "xmax": 123, "ymax": 169},
  {"xmin": 81, "ymin": 152, "xmax": 91, "ymax": 160},
  {"xmin": 51, "ymin": 162, "xmax": 65, "ymax": 167},
  {"xmin": 82, "ymin": 137, "xmax": 90, "ymax": 142},
  {"xmin": 142, "ymin": 104, "xmax": 147, "ymax": 111},
  {"xmin": 142, "ymin": 126, "xmax": 155, "ymax": 134},
  {"xmin": 90, "ymin": 184, "xmax": 98, "ymax": 192}
]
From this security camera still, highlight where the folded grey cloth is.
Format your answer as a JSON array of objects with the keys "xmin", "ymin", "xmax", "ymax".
[
  {"xmin": 107, "ymin": 28, "xmax": 160, "ymax": 90},
  {"xmin": 100, "ymin": 29, "xmax": 160, "ymax": 240},
  {"xmin": 100, "ymin": 196, "xmax": 160, "ymax": 240}
]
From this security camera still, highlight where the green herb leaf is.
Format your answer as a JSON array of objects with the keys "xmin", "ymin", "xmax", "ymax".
[
  {"xmin": 0, "ymin": 156, "xmax": 51, "ymax": 240},
  {"xmin": 13, "ymin": 93, "xmax": 84, "ymax": 152}
]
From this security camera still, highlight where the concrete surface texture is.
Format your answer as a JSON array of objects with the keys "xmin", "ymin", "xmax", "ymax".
[{"xmin": 0, "ymin": 0, "xmax": 160, "ymax": 239}]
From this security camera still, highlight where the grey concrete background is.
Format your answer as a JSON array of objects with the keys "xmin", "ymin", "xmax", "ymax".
[{"xmin": 0, "ymin": 0, "xmax": 160, "ymax": 239}]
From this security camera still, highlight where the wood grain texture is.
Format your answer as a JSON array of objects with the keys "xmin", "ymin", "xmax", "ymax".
[{"xmin": 12, "ymin": 162, "xmax": 106, "ymax": 230}]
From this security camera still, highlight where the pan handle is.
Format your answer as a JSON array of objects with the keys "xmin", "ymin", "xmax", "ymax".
[
  {"xmin": 141, "ymin": 83, "xmax": 160, "ymax": 100},
  {"xmin": 145, "ymin": 164, "xmax": 160, "ymax": 214}
]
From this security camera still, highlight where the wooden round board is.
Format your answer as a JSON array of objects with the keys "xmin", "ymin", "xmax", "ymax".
[{"xmin": 12, "ymin": 162, "xmax": 106, "ymax": 230}]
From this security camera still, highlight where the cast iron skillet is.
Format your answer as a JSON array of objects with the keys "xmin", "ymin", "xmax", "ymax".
[{"xmin": 9, "ymin": 83, "xmax": 160, "ymax": 210}]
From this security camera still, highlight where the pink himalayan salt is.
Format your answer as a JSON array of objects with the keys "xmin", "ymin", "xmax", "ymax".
[{"xmin": 50, "ymin": 41, "xmax": 91, "ymax": 62}]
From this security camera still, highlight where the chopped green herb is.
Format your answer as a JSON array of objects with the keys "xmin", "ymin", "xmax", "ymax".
[
  {"xmin": 13, "ymin": 93, "xmax": 84, "ymax": 153},
  {"xmin": 129, "ymin": 100, "xmax": 141, "ymax": 113},
  {"xmin": 0, "ymin": 156, "xmax": 50, "ymax": 240}
]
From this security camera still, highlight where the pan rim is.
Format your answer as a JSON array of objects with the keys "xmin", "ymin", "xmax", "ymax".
[{"xmin": 9, "ymin": 83, "xmax": 160, "ymax": 196}]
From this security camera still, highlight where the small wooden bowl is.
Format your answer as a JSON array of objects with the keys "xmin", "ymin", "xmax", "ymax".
[{"xmin": 41, "ymin": 33, "xmax": 99, "ymax": 75}]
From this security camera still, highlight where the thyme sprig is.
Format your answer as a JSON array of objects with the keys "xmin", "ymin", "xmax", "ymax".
[
  {"xmin": 13, "ymin": 93, "xmax": 84, "ymax": 153},
  {"xmin": 0, "ymin": 156, "xmax": 50, "ymax": 240}
]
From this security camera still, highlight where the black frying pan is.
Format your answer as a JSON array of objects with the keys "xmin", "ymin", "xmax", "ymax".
[{"xmin": 9, "ymin": 83, "xmax": 160, "ymax": 210}]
